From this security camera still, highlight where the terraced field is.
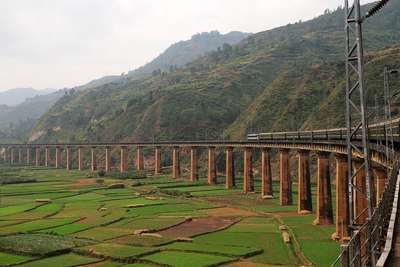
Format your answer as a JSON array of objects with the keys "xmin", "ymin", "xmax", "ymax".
[{"xmin": 0, "ymin": 164, "xmax": 339, "ymax": 266}]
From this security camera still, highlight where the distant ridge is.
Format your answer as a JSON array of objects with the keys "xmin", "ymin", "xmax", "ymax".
[
  {"xmin": 0, "ymin": 88, "xmax": 56, "ymax": 106},
  {"xmin": 127, "ymin": 31, "xmax": 251, "ymax": 79}
]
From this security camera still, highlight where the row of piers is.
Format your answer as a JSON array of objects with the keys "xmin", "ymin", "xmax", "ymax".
[{"xmin": 1, "ymin": 144, "xmax": 389, "ymax": 240}]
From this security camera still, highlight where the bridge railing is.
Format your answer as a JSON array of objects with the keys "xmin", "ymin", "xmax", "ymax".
[
  {"xmin": 247, "ymin": 117, "xmax": 400, "ymax": 143},
  {"xmin": 331, "ymin": 159, "xmax": 400, "ymax": 267}
]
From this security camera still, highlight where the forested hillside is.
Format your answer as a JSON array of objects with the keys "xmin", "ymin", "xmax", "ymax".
[{"xmin": 29, "ymin": 1, "xmax": 400, "ymax": 143}]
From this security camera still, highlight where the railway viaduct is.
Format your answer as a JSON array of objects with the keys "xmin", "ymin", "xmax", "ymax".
[{"xmin": 1, "ymin": 138, "xmax": 397, "ymax": 251}]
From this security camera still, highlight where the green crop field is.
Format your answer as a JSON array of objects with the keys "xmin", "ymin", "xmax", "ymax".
[
  {"xmin": 142, "ymin": 251, "xmax": 236, "ymax": 267},
  {"xmin": 0, "ymin": 252, "xmax": 33, "ymax": 265},
  {"xmin": 0, "ymin": 164, "xmax": 340, "ymax": 266}
]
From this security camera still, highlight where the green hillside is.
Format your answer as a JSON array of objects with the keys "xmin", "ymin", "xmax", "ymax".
[
  {"xmin": 29, "ymin": 1, "xmax": 400, "ymax": 143},
  {"xmin": 227, "ymin": 45, "xmax": 400, "ymax": 139}
]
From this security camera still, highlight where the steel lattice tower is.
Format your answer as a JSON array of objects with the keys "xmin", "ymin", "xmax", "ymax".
[
  {"xmin": 344, "ymin": 0, "xmax": 374, "ymax": 263},
  {"xmin": 383, "ymin": 67, "xmax": 394, "ymax": 163}
]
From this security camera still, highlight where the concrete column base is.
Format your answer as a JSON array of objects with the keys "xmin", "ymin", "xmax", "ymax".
[
  {"xmin": 298, "ymin": 150, "xmax": 312, "ymax": 213},
  {"xmin": 155, "ymin": 146, "xmax": 161, "ymax": 175},
  {"xmin": 120, "ymin": 146, "xmax": 127, "ymax": 172},
  {"xmin": 261, "ymin": 148, "xmax": 273, "ymax": 197},
  {"xmin": 11, "ymin": 147, "xmax": 15, "ymax": 164},
  {"xmin": 78, "ymin": 147, "xmax": 84, "ymax": 171},
  {"xmin": 280, "ymin": 149, "xmax": 292, "ymax": 205},
  {"xmin": 334, "ymin": 153, "xmax": 350, "ymax": 240},
  {"xmin": 18, "ymin": 147, "xmax": 23, "ymax": 163},
  {"xmin": 35, "ymin": 147, "xmax": 40, "ymax": 167},
  {"xmin": 55, "ymin": 147, "xmax": 60, "ymax": 168},
  {"xmin": 105, "ymin": 147, "xmax": 111, "ymax": 172},
  {"xmin": 190, "ymin": 147, "xmax": 198, "ymax": 181},
  {"xmin": 45, "ymin": 147, "xmax": 51, "ymax": 167},
  {"xmin": 208, "ymin": 147, "xmax": 217, "ymax": 185},
  {"xmin": 172, "ymin": 147, "xmax": 180, "ymax": 178},
  {"xmin": 225, "ymin": 147, "xmax": 235, "ymax": 189},
  {"xmin": 315, "ymin": 151, "xmax": 333, "ymax": 225},
  {"xmin": 91, "ymin": 147, "xmax": 97, "ymax": 172},
  {"xmin": 136, "ymin": 146, "xmax": 144, "ymax": 170},
  {"xmin": 244, "ymin": 147, "xmax": 254, "ymax": 193},
  {"xmin": 66, "ymin": 147, "xmax": 71, "ymax": 170},
  {"xmin": 26, "ymin": 147, "xmax": 31, "ymax": 164}
]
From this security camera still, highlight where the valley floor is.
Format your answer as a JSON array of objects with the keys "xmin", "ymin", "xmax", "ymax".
[{"xmin": 0, "ymin": 164, "xmax": 339, "ymax": 267}]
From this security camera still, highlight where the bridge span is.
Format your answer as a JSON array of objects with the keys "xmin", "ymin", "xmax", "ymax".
[{"xmin": 1, "ymin": 139, "xmax": 398, "ymax": 248}]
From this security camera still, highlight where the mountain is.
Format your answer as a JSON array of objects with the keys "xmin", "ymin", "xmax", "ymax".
[
  {"xmin": 0, "ymin": 88, "xmax": 56, "ymax": 106},
  {"xmin": 0, "ymin": 90, "xmax": 65, "ymax": 129},
  {"xmin": 0, "ymin": 31, "xmax": 250, "ymax": 136},
  {"xmin": 0, "ymin": 76, "xmax": 121, "ymax": 129},
  {"xmin": 74, "ymin": 76, "xmax": 121, "ymax": 91},
  {"xmin": 226, "ymin": 45, "xmax": 400, "ymax": 139},
  {"xmin": 16, "ymin": 1, "xmax": 400, "ymax": 144},
  {"xmin": 126, "ymin": 31, "xmax": 251, "ymax": 79}
]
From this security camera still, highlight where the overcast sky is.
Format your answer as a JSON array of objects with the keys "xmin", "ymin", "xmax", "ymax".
[{"xmin": 0, "ymin": 0, "xmax": 376, "ymax": 92}]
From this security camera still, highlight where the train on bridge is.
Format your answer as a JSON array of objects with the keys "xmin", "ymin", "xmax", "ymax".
[{"xmin": 247, "ymin": 118, "xmax": 400, "ymax": 144}]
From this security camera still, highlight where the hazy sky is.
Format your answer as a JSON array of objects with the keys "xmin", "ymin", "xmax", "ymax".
[{"xmin": 0, "ymin": 0, "xmax": 376, "ymax": 92}]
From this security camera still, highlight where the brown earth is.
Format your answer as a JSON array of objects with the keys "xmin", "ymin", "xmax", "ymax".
[
  {"xmin": 201, "ymin": 207, "xmax": 259, "ymax": 217},
  {"xmin": 223, "ymin": 261, "xmax": 291, "ymax": 267},
  {"xmin": 71, "ymin": 179, "xmax": 97, "ymax": 187},
  {"xmin": 206, "ymin": 195, "xmax": 269, "ymax": 206},
  {"xmin": 80, "ymin": 261, "xmax": 115, "ymax": 267},
  {"xmin": 155, "ymin": 217, "xmax": 240, "ymax": 238}
]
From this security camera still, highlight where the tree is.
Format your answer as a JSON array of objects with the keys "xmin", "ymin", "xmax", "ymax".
[{"xmin": 222, "ymin": 43, "xmax": 233, "ymax": 59}]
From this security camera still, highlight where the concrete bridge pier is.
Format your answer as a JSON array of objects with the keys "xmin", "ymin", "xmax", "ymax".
[
  {"xmin": 91, "ymin": 147, "xmax": 97, "ymax": 172},
  {"xmin": 11, "ymin": 146, "xmax": 15, "ymax": 164},
  {"xmin": 172, "ymin": 146, "xmax": 180, "ymax": 178},
  {"xmin": 243, "ymin": 147, "xmax": 254, "ymax": 193},
  {"xmin": 3, "ymin": 146, "xmax": 8, "ymax": 162},
  {"xmin": 373, "ymin": 167, "xmax": 388, "ymax": 203},
  {"xmin": 78, "ymin": 147, "xmax": 84, "ymax": 171},
  {"xmin": 190, "ymin": 147, "xmax": 198, "ymax": 181},
  {"xmin": 261, "ymin": 148, "xmax": 273, "ymax": 197},
  {"xmin": 55, "ymin": 147, "xmax": 60, "ymax": 168},
  {"xmin": 225, "ymin": 147, "xmax": 235, "ymax": 189},
  {"xmin": 208, "ymin": 146, "xmax": 217, "ymax": 185},
  {"xmin": 154, "ymin": 146, "xmax": 161, "ymax": 175},
  {"xmin": 280, "ymin": 149, "xmax": 292, "ymax": 205},
  {"xmin": 315, "ymin": 151, "xmax": 333, "ymax": 225},
  {"xmin": 334, "ymin": 154, "xmax": 350, "ymax": 240},
  {"xmin": 26, "ymin": 147, "xmax": 31, "ymax": 164},
  {"xmin": 120, "ymin": 146, "xmax": 127, "ymax": 172},
  {"xmin": 66, "ymin": 147, "xmax": 71, "ymax": 170},
  {"xmin": 18, "ymin": 146, "xmax": 23, "ymax": 163},
  {"xmin": 35, "ymin": 147, "xmax": 40, "ymax": 166},
  {"xmin": 45, "ymin": 147, "xmax": 51, "ymax": 167},
  {"xmin": 136, "ymin": 146, "xmax": 144, "ymax": 170},
  {"xmin": 105, "ymin": 146, "xmax": 111, "ymax": 172},
  {"xmin": 298, "ymin": 150, "xmax": 312, "ymax": 213}
]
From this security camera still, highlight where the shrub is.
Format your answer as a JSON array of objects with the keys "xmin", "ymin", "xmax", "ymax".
[
  {"xmin": 160, "ymin": 189, "xmax": 192, "ymax": 198},
  {"xmin": 107, "ymin": 171, "xmax": 147, "ymax": 180},
  {"xmin": 0, "ymin": 177, "xmax": 37, "ymax": 184}
]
